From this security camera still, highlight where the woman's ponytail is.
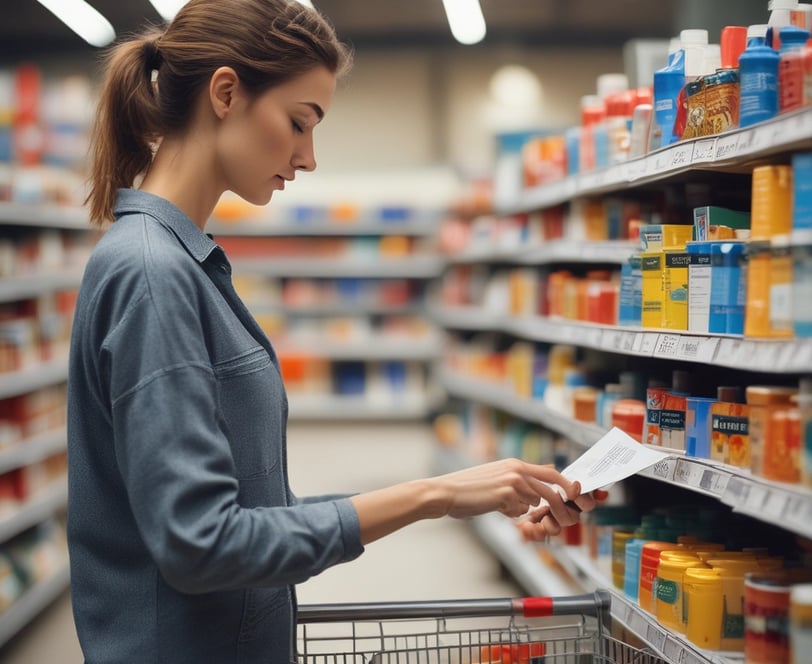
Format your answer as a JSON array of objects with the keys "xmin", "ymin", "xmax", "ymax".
[{"xmin": 85, "ymin": 31, "xmax": 163, "ymax": 225}]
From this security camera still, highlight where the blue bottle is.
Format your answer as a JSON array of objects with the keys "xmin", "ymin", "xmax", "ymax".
[
  {"xmin": 738, "ymin": 36, "xmax": 780, "ymax": 127},
  {"xmin": 651, "ymin": 48, "xmax": 686, "ymax": 149},
  {"xmin": 709, "ymin": 241, "xmax": 747, "ymax": 335}
]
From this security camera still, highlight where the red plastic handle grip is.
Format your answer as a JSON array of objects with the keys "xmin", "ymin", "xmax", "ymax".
[{"xmin": 521, "ymin": 596, "xmax": 554, "ymax": 617}]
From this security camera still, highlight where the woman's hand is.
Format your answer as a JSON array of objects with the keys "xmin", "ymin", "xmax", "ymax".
[
  {"xmin": 350, "ymin": 458, "xmax": 604, "ymax": 545},
  {"xmin": 429, "ymin": 458, "xmax": 594, "ymax": 534},
  {"xmin": 516, "ymin": 488, "xmax": 609, "ymax": 541}
]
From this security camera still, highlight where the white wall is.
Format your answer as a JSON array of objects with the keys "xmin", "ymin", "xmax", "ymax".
[{"xmin": 314, "ymin": 46, "xmax": 625, "ymax": 177}]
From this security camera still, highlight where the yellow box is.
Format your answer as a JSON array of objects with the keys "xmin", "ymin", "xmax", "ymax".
[
  {"xmin": 640, "ymin": 224, "xmax": 694, "ymax": 251},
  {"xmin": 641, "ymin": 252, "xmax": 665, "ymax": 328},
  {"xmin": 664, "ymin": 251, "xmax": 690, "ymax": 330}
]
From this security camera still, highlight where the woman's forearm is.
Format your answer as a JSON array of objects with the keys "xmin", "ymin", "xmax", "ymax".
[{"xmin": 349, "ymin": 478, "xmax": 449, "ymax": 545}]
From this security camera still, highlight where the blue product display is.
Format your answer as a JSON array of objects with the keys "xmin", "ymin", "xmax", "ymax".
[
  {"xmin": 793, "ymin": 152, "xmax": 812, "ymax": 234},
  {"xmin": 651, "ymin": 49, "xmax": 686, "ymax": 149},
  {"xmin": 794, "ymin": 245, "xmax": 812, "ymax": 337},
  {"xmin": 709, "ymin": 242, "xmax": 746, "ymax": 335},
  {"xmin": 618, "ymin": 256, "xmax": 642, "ymax": 327},
  {"xmin": 686, "ymin": 396, "xmax": 716, "ymax": 458},
  {"xmin": 686, "ymin": 242, "xmax": 712, "ymax": 334},
  {"xmin": 593, "ymin": 123, "xmax": 610, "ymax": 170},
  {"xmin": 565, "ymin": 126, "xmax": 580, "ymax": 175},
  {"xmin": 738, "ymin": 39, "xmax": 780, "ymax": 127},
  {"xmin": 624, "ymin": 538, "xmax": 649, "ymax": 601}
]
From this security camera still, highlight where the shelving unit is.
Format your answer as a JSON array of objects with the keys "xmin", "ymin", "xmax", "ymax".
[
  {"xmin": 216, "ymin": 207, "xmax": 446, "ymax": 421},
  {"xmin": 0, "ymin": 202, "xmax": 86, "ymax": 646},
  {"xmin": 433, "ymin": 107, "xmax": 812, "ymax": 664}
]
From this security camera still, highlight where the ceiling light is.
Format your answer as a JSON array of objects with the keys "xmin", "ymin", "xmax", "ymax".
[
  {"xmin": 294, "ymin": 0, "xmax": 315, "ymax": 7},
  {"xmin": 441, "ymin": 0, "xmax": 486, "ymax": 45},
  {"xmin": 148, "ymin": 0, "xmax": 190, "ymax": 21},
  {"xmin": 35, "ymin": 0, "xmax": 115, "ymax": 47}
]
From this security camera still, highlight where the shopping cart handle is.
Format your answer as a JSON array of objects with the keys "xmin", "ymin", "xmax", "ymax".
[{"xmin": 298, "ymin": 590, "xmax": 611, "ymax": 624}]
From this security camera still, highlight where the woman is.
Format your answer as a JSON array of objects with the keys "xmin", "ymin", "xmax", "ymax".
[{"xmin": 68, "ymin": 1, "xmax": 602, "ymax": 662}]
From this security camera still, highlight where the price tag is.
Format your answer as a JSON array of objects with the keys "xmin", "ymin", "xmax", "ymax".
[
  {"xmin": 662, "ymin": 638, "xmax": 686, "ymax": 662},
  {"xmin": 675, "ymin": 335, "xmax": 719, "ymax": 363},
  {"xmin": 637, "ymin": 333, "xmax": 659, "ymax": 356},
  {"xmin": 670, "ymin": 144, "xmax": 693, "ymax": 170},
  {"xmin": 654, "ymin": 333, "xmax": 681, "ymax": 358},
  {"xmin": 622, "ymin": 332, "xmax": 637, "ymax": 352},
  {"xmin": 733, "ymin": 340, "xmax": 759, "ymax": 368},
  {"xmin": 674, "ymin": 459, "xmax": 707, "ymax": 489},
  {"xmin": 714, "ymin": 133, "xmax": 741, "ymax": 161},
  {"xmin": 692, "ymin": 138, "xmax": 717, "ymax": 163},
  {"xmin": 628, "ymin": 158, "xmax": 647, "ymax": 181},
  {"xmin": 736, "ymin": 129, "xmax": 756, "ymax": 154},
  {"xmin": 764, "ymin": 490, "xmax": 788, "ymax": 521},
  {"xmin": 645, "ymin": 622, "xmax": 667, "ymax": 652},
  {"xmin": 783, "ymin": 494, "xmax": 812, "ymax": 537},
  {"xmin": 753, "ymin": 341, "xmax": 783, "ymax": 372},
  {"xmin": 601, "ymin": 329, "xmax": 623, "ymax": 352},
  {"xmin": 651, "ymin": 150, "xmax": 672, "ymax": 174},
  {"xmin": 794, "ymin": 340, "xmax": 812, "ymax": 371},
  {"xmin": 649, "ymin": 457, "xmax": 677, "ymax": 481},
  {"xmin": 744, "ymin": 484, "xmax": 768, "ymax": 512}
]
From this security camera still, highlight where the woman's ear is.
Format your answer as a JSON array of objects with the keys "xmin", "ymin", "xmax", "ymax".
[{"xmin": 209, "ymin": 66, "xmax": 240, "ymax": 120}]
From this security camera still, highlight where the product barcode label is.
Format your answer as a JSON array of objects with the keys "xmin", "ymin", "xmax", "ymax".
[
  {"xmin": 714, "ymin": 133, "xmax": 741, "ymax": 161},
  {"xmin": 692, "ymin": 138, "xmax": 716, "ymax": 163}
]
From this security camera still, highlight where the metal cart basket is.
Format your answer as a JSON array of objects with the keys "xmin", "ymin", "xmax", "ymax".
[{"xmin": 297, "ymin": 590, "xmax": 666, "ymax": 663}]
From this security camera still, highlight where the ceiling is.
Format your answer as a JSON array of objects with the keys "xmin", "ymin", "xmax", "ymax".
[{"xmin": 3, "ymin": 0, "xmax": 773, "ymax": 61}]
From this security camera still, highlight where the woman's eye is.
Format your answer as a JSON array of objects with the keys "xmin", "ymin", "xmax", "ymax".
[{"xmin": 292, "ymin": 120, "xmax": 304, "ymax": 134}]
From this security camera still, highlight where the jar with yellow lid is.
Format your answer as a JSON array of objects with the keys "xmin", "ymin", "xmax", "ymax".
[
  {"xmin": 707, "ymin": 560, "xmax": 761, "ymax": 651},
  {"xmin": 685, "ymin": 568, "xmax": 724, "ymax": 650},
  {"xmin": 656, "ymin": 553, "xmax": 708, "ymax": 633},
  {"xmin": 639, "ymin": 541, "xmax": 681, "ymax": 614}
]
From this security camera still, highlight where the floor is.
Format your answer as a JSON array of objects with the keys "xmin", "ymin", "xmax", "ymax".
[{"xmin": 0, "ymin": 421, "xmax": 522, "ymax": 663}]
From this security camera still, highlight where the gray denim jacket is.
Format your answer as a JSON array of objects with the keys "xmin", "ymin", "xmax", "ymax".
[{"xmin": 67, "ymin": 189, "xmax": 364, "ymax": 663}]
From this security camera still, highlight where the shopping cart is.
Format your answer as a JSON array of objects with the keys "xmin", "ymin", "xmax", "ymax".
[{"xmin": 297, "ymin": 590, "xmax": 666, "ymax": 663}]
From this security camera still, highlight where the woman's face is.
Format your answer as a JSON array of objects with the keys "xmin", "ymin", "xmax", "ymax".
[{"xmin": 215, "ymin": 66, "xmax": 336, "ymax": 205}]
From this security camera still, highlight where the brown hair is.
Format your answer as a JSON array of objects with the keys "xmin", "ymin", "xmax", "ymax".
[{"xmin": 86, "ymin": 0, "xmax": 352, "ymax": 225}]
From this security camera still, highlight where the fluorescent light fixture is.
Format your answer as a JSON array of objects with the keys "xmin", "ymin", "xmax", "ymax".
[
  {"xmin": 148, "ymin": 0, "xmax": 190, "ymax": 21},
  {"xmin": 441, "ymin": 0, "xmax": 486, "ymax": 45},
  {"xmin": 36, "ymin": 0, "xmax": 115, "ymax": 47}
]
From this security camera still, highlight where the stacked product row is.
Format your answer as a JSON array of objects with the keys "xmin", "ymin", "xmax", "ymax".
[
  {"xmin": 511, "ymin": 4, "xmax": 812, "ymax": 194},
  {"xmin": 444, "ymin": 338, "xmax": 811, "ymax": 487}
]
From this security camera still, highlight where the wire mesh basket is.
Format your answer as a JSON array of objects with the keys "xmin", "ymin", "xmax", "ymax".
[{"xmin": 297, "ymin": 591, "xmax": 666, "ymax": 663}]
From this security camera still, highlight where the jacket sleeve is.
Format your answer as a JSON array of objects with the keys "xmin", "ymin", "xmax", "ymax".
[{"xmin": 103, "ymin": 264, "xmax": 363, "ymax": 594}]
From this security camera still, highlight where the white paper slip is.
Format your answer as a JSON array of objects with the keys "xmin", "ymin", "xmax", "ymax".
[{"xmin": 561, "ymin": 427, "xmax": 674, "ymax": 494}]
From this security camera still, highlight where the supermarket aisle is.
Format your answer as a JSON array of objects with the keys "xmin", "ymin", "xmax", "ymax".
[{"xmin": 1, "ymin": 421, "xmax": 521, "ymax": 663}]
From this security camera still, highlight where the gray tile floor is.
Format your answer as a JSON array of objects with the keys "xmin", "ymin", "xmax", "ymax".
[{"xmin": 0, "ymin": 421, "xmax": 521, "ymax": 663}]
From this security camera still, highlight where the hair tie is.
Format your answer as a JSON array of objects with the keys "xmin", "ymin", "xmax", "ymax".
[{"xmin": 144, "ymin": 38, "xmax": 163, "ymax": 71}]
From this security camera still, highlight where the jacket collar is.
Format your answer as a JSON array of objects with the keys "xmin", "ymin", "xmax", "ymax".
[{"xmin": 113, "ymin": 188, "xmax": 220, "ymax": 264}]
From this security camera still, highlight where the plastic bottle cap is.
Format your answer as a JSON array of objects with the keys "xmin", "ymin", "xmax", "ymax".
[
  {"xmin": 597, "ymin": 73, "xmax": 629, "ymax": 99},
  {"xmin": 680, "ymin": 29, "xmax": 709, "ymax": 45},
  {"xmin": 769, "ymin": 0, "xmax": 799, "ymax": 10},
  {"xmin": 748, "ymin": 23, "xmax": 770, "ymax": 39},
  {"xmin": 721, "ymin": 26, "xmax": 748, "ymax": 68},
  {"xmin": 779, "ymin": 25, "xmax": 811, "ymax": 45}
]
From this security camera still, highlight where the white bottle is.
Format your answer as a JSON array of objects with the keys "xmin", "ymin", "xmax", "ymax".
[
  {"xmin": 769, "ymin": 0, "xmax": 799, "ymax": 48},
  {"xmin": 680, "ymin": 29, "xmax": 710, "ymax": 80}
]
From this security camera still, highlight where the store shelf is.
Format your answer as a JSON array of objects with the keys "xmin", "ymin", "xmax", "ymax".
[
  {"xmin": 440, "ymin": 366, "xmax": 604, "ymax": 448},
  {"xmin": 0, "ymin": 478, "xmax": 68, "ymax": 544},
  {"xmin": 0, "ymin": 358, "xmax": 69, "ymax": 400},
  {"xmin": 0, "ymin": 428, "xmax": 66, "ymax": 475},
  {"xmin": 288, "ymin": 393, "xmax": 438, "ymax": 420},
  {"xmin": 436, "ymin": 446, "xmax": 742, "ymax": 664},
  {"xmin": 209, "ymin": 218, "xmax": 439, "ymax": 237},
  {"xmin": 447, "ymin": 239, "xmax": 638, "ymax": 266},
  {"xmin": 0, "ymin": 202, "xmax": 89, "ymax": 230},
  {"xmin": 556, "ymin": 547, "xmax": 744, "ymax": 664},
  {"xmin": 278, "ymin": 336, "xmax": 442, "ymax": 360},
  {"xmin": 232, "ymin": 256, "xmax": 444, "ymax": 279},
  {"xmin": 440, "ymin": 367, "xmax": 812, "ymax": 540},
  {"xmin": 253, "ymin": 302, "xmax": 422, "ymax": 317},
  {"xmin": 498, "ymin": 107, "xmax": 812, "ymax": 215},
  {"xmin": 0, "ymin": 562, "xmax": 71, "ymax": 648},
  {"xmin": 0, "ymin": 271, "xmax": 83, "ymax": 303},
  {"xmin": 433, "ymin": 305, "xmax": 812, "ymax": 373}
]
